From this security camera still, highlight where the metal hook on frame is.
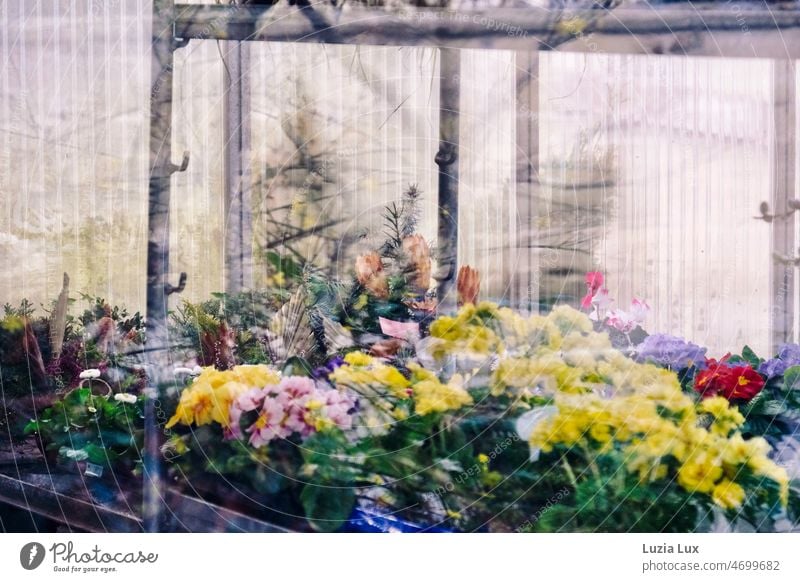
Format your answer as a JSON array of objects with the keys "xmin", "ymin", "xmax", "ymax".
[
  {"xmin": 152, "ymin": 151, "xmax": 190, "ymax": 179},
  {"xmin": 167, "ymin": 150, "xmax": 190, "ymax": 175},
  {"xmin": 165, "ymin": 272, "xmax": 187, "ymax": 295}
]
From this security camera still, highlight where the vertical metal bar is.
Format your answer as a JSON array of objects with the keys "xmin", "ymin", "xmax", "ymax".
[
  {"xmin": 223, "ymin": 40, "xmax": 253, "ymax": 293},
  {"xmin": 514, "ymin": 50, "xmax": 540, "ymax": 312},
  {"xmin": 771, "ymin": 59, "xmax": 796, "ymax": 352},
  {"xmin": 145, "ymin": 0, "xmax": 183, "ymax": 532},
  {"xmin": 435, "ymin": 47, "xmax": 460, "ymax": 312}
]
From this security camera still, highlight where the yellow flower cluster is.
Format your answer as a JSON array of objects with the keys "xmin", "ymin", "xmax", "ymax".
[
  {"xmin": 531, "ymin": 388, "xmax": 789, "ymax": 510},
  {"xmin": 329, "ymin": 353, "xmax": 472, "ymax": 417},
  {"xmin": 492, "ymin": 353, "xmax": 584, "ymax": 397},
  {"xmin": 428, "ymin": 303, "xmax": 649, "ymax": 399},
  {"xmin": 428, "ymin": 303, "xmax": 789, "ymax": 511},
  {"xmin": 166, "ymin": 365, "xmax": 281, "ymax": 429},
  {"xmin": 330, "ymin": 352, "xmax": 411, "ymax": 400},
  {"xmin": 407, "ymin": 363, "xmax": 473, "ymax": 415},
  {"xmin": 488, "ymin": 314, "xmax": 678, "ymax": 401},
  {"xmin": 428, "ymin": 302, "xmax": 508, "ymax": 359},
  {"xmin": 428, "ymin": 302, "xmax": 598, "ymax": 361}
]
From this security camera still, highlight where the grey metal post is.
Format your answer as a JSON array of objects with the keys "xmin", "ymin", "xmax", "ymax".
[
  {"xmin": 223, "ymin": 39, "xmax": 253, "ymax": 293},
  {"xmin": 435, "ymin": 47, "xmax": 461, "ymax": 313},
  {"xmin": 145, "ymin": 0, "xmax": 188, "ymax": 532},
  {"xmin": 771, "ymin": 59, "xmax": 797, "ymax": 352},
  {"xmin": 515, "ymin": 50, "xmax": 540, "ymax": 313}
]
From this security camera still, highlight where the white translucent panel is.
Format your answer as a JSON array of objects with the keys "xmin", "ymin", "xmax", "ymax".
[
  {"xmin": 0, "ymin": 0, "xmax": 150, "ymax": 312},
  {"xmin": 171, "ymin": 37, "xmax": 225, "ymax": 303},
  {"xmin": 538, "ymin": 52, "xmax": 775, "ymax": 356},
  {"xmin": 459, "ymin": 49, "xmax": 517, "ymax": 303}
]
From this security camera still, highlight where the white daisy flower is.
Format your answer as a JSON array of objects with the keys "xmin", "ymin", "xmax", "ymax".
[{"xmin": 113, "ymin": 393, "xmax": 138, "ymax": 404}]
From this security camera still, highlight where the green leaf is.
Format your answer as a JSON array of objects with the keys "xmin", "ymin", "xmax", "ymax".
[
  {"xmin": 783, "ymin": 366, "xmax": 800, "ymax": 391},
  {"xmin": 741, "ymin": 345, "xmax": 761, "ymax": 368},
  {"xmin": 68, "ymin": 388, "xmax": 92, "ymax": 405},
  {"xmin": 282, "ymin": 356, "xmax": 314, "ymax": 377},
  {"xmin": 83, "ymin": 443, "xmax": 112, "ymax": 465},
  {"xmin": 761, "ymin": 400, "xmax": 788, "ymax": 416},
  {"xmin": 300, "ymin": 483, "xmax": 355, "ymax": 532},
  {"xmin": 266, "ymin": 251, "xmax": 303, "ymax": 281},
  {"xmin": 742, "ymin": 390, "xmax": 768, "ymax": 415}
]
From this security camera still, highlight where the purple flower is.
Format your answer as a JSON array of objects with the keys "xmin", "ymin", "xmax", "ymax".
[
  {"xmin": 777, "ymin": 343, "xmax": 800, "ymax": 365},
  {"xmin": 634, "ymin": 334, "xmax": 707, "ymax": 370},
  {"xmin": 758, "ymin": 343, "xmax": 800, "ymax": 379},
  {"xmin": 312, "ymin": 355, "xmax": 345, "ymax": 380},
  {"xmin": 758, "ymin": 358, "xmax": 788, "ymax": 380}
]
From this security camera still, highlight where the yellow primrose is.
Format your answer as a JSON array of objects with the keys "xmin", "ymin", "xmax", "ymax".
[
  {"xmin": 628, "ymin": 454, "xmax": 669, "ymax": 483},
  {"xmin": 344, "ymin": 352, "xmax": 374, "ymax": 367},
  {"xmin": 413, "ymin": 378, "xmax": 473, "ymax": 416},
  {"xmin": 393, "ymin": 407, "xmax": 409, "ymax": 421},
  {"xmin": 372, "ymin": 365, "xmax": 412, "ymax": 398},
  {"xmin": 500, "ymin": 312, "xmax": 564, "ymax": 352},
  {"xmin": 711, "ymin": 479, "xmax": 746, "ymax": 510},
  {"xmin": 531, "ymin": 379, "xmax": 788, "ymax": 508},
  {"xmin": 700, "ymin": 395, "xmax": 733, "ymax": 418},
  {"xmin": 406, "ymin": 362, "xmax": 438, "ymax": 383},
  {"xmin": 330, "ymin": 359, "xmax": 411, "ymax": 400},
  {"xmin": 637, "ymin": 425, "xmax": 681, "ymax": 458},
  {"xmin": 719, "ymin": 433, "xmax": 753, "ymax": 467},
  {"xmin": 428, "ymin": 303, "xmax": 505, "ymax": 359},
  {"xmin": 313, "ymin": 417, "xmax": 334, "ymax": 432},
  {"xmin": 700, "ymin": 396, "xmax": 745, "ymax": 436},
  {"xmin": 748, "ymin": 454, "xmax": 790, "ymax": 488},
  {"xmin": 560, "ymin": 329, "xmax": 612, "ymax": 353},
  {"xmin": 677, "ymin": 453, "xmax": 724, "ymax": 494},
  {"xmin": 588, "ymin": 422, "xmax": 613, "ymax": 445},
  {"xmin": 547, "ymin": 304, "xmax": 594, "ymax": 335},
  {"xmin": 167, "ymin": 382, "xmax": 221, "ymax": 428},
  {"xmin": 491, "ymin": 354, "xmax": 583, "ymax": 397},
  {"xmin": 428, "ymin": 303, "xmax": 604, "ymax": 362},
  {"xmin": 166, "ymin": 364, "xmax": 280, "ymax": 429},
  {"xmin": 200, "ymin": 364, "xmax": 280, "ymax": 390},
  {"xmin": 429, "ymin": 316, "xmax": 460, "ymax": 342}
]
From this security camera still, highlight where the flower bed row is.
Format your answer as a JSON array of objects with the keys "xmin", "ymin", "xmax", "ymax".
[
  {"xmin": 8, "ymin": 194, "xmax": 800, "ymax": 532},
  {"xmin": 17, "ymin": 297, "xmax": 799, "ymax": 532}
]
